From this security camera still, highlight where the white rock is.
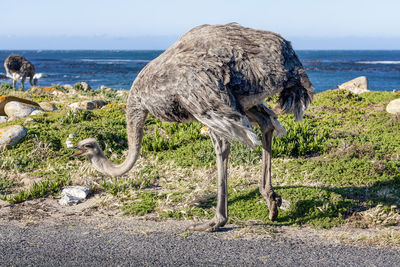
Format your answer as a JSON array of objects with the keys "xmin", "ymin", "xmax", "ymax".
[
  {"xmin": 386, "ymin": 98, "xmax": 400, "ymax": 115},
  {"xmin": 0, "ymin": 125, "xmax": 28, "ymax": 148},
  {"xmin": 63, "ymin": 84, "xmax": 74, "ymax": 90},
  {"xmin": 30, "ymin": 110, "xmax": 44, "ymax": 116},
  {"xmin": 65, "ymin": 133, "xmax": 77, "ymax": 148},
  {"xmin": 24, "ymin": 117, "xmax": 34, "ymax": 123},
  {"xmin": 68, "ymin": 100, "xmax": 105, "ymax": 111},
  {"xmin": 0, "ymin": 116, "xmax": 8, "ymax": 123},
  {"xmin": 338, "ymin": 76, "xmax": 370, "ymax": 94},
  {"xmin": 81, "ymin": 82, "xmax": 92, "ymax": 91},
  {"xmin": 59, "ymin": 186, "xmax": 91, "ymax": 205},
  {"xmin": 59, "ymin": 195, "xmax": 82, "ymax": 206},
  {"xmin": 4, "ymin": 101, "xmax": 38, "ymax": 118},
  {"xmin": 39, "ymin": 102, "xmax": 58, "ymax": 111},
  {"xmin": 116, "ymin": 91, "xmax": 128, "ymax": 99}
]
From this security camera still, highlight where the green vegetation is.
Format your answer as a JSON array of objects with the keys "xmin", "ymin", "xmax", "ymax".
[
  {"xmin": 1, "ymin": 84, "xmax": 400, "ymax": 229},
  {"xmin": 0, "ymin": 82, "xmax": 14, "ymax": 95}
]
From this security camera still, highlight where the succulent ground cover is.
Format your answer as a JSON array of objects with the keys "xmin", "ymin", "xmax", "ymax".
[{"xmin": 1, "ymin": 82, "xmax": 399, "ymax": 230}]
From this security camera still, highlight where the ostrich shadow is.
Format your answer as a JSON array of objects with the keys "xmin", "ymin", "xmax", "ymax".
[{"xmin": 196, "ymin": 177, "xmax": 400, "ymax": 228}]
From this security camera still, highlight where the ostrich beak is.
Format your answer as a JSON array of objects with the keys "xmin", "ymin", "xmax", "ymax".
[{"xmin": 70, "ymin": 147, "xmax": 87, "ymax": 157}]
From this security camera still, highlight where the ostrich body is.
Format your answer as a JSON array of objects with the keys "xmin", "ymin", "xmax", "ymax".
[
  {"xmin": 74, "ymin": 23, "xmax": 314, "ymax": 232},
  {"xmin": 4, "ymin": 55, "xmax": 37, "ymax": 90}
]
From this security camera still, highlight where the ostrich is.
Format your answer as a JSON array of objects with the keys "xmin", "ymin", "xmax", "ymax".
[
  {"xmin": 4, "ymin": 55, "xmax": 38, "ymax": 90},
  {"xmin": 73, "ymin": 23, "xmax": 314, "ymax": 232}
]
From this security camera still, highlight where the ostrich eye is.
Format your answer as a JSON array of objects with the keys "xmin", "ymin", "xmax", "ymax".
[{"xmin": 84, "ymin": 144, "xmax": 94, "ymax": 149}]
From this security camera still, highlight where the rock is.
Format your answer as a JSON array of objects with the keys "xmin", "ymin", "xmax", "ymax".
[
  {"xmin": 30, "ymin": 110, "xmax": 44, "ymax": 116},
  {"xmin": 0, "ymin": 95, "xmax": 40, "ymax": 116},
  {"xmin": 59, "ymin": 186, "xmax": 91, "ymax": 206},
  {"xmin": 30, "ymin": 86, "xmax": 65, "ymax": 96},
  {"xmin": 63, "ymin": 84, "xmax": 73, "ymax": 90},
  {"xmin": 100, "ymin": 85, "xmax": 113, "ymax": 91},
  {"xmin": 0, "ymin": 125, "xmax": 28, "ymax": 148},
  {"xmin": 63, "ymin": 84, "xmax": 77, "ymax": 95},
  {"xmin": 386, "ymin": 98, "xmax": 400, "ymax": 115},
  {"xmin": 80, "ymin": 82, "xmax": 92, "ymax": 91},
  {"xmin": 39, "ymin": 102, "xmax": 58, "ymax": 111},
  {"xmin": 65, "ymin": 133, "xmax": 77, "ymax": 148},
  {"xmin": 4, "ymin": 101, "xmax": 38, "ymax": 118},
  {"xmin": 24, "ymin": 117, "xmax": 34, "ymax": 123},
  {"xmin": 68, "ymin": 100, "xmax": 106, "ymax": 111},
  {"xmin": 116, "ymin": 90, "xmax": 128, "ymax": 98},
  {"xmin": 0, "ymin": 116, "xmax": 7, "ymax": 123},
  {"xmin": 338, "ymin": 76, "xmax": 370, "ymax": 94}
]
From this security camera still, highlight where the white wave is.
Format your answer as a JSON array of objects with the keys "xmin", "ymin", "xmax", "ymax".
[
  {"xmin": 80, "ymin": 59, "xmax": 150, "ymax": 64},
  {"xmin": 357, "ymin": 61, "xmax": 400, "ymax": 64},
  {"xmin": 33, "ymin": 73, "xmax": 44, "ymax": 79}
]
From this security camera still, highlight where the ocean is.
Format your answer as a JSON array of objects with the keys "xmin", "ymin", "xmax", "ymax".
[{"xmin": 0, "ymin": 50, "xmax": 399, "ymax": 93}]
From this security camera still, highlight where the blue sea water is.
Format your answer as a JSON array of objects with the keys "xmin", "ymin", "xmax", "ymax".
[{"xmin": 0, "ymin": 50, "xmax": 399, "ymax": 93}]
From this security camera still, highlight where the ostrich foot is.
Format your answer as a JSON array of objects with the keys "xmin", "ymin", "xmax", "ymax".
[
  {"xmin": 261, "ymin": 191, "xmax": 282, "ymax": 220},
  {"xmin": 187, "ymin": 216, "xmax": 228, "ymax": 232}
]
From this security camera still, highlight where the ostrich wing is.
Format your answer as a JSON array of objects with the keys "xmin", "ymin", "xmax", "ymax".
[{"xmin": 179, "ymin": 69, "xmax": 260, "ymax": 149}]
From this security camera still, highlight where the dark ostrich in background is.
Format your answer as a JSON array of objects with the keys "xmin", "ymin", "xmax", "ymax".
[
  {"xmin": 4, "ymin": 55, "xmax": 37, "ymax": 90},
  {"xmin": 73, "ymin": 23, "xmax": 314, "ymax": 232}
]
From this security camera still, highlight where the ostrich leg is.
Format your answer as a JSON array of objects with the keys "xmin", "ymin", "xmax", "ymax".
[
  {"xmin": 188, "ymin": 130, "xmax": 231, "ymax": 232},
  {"xmin": 260, "ymin": 128, "xmax": 282, "ymax": 220},
  {"xmin": 21, "ymin": 75, "xmax": 26, "ymax": 91},
  {"xmin": 12, "ymin": 75, "xmax": 17, "ymax": 89},
  {"xmin": 247, "ymin": 105, "xmax": 282, "ymax": 220}
]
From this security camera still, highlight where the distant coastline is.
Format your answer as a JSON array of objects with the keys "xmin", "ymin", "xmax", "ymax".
[{"xmin": 0, "ymin": 50, "xmax": 399, "ymax": 92}]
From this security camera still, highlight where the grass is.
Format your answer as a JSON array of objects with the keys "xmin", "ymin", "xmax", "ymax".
[{"xmin": 1, "ymin": 84, "xmax": 400, "ymax": 229}]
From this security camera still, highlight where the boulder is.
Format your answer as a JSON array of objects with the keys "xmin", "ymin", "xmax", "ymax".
[
  {"xmin": 63, "ymin": 84, "xmax": 74, "ymax": 90},
  {"xmin": 100, "ymin": 85, "xmax": 113, "ymax": 91},
  {"xmin": 4, "ymin": 101, "xmax": 38, "ymax": 118},
  {"xmin": 0, "ymin": 116, "xmax": 7, "ymax": 123},
  {"xmin": 0, "ymin": 95, "xmax": 40, "ymax": 116},
  {"xmin": 63, "ymin": 84, "xmax": 77, "ymax": 95},
  {"xmin": 59, "ymin": 186, "xmax": 91, "ymax": 206},
  {"xmin": 30, "ymin": 86, "xmax": 65, "ymax": 96},
  {"xmin": 30, "ymin": 110, "xmax": 44, "ymax": 116},
  {"xmin": 80, "ymin": 82, "xmax": 92, "ymax": 91},
  {"xmin": 338, "ymin": 76, "xmax": 370, "ymax": 94},
  {"xmin": 0, "ymin": 125, "xmax": 28, "ymax": 148},
  {"xmin": 386, "ymin": 98, "xmax": 400, "ymax": 115},
  {"xmin": 68, "ymin": 100, "xmax": 105, "ymax": 111},
  {"xmin": 39, "ymin": 102, "xmax": 58, "ymax": 111}
]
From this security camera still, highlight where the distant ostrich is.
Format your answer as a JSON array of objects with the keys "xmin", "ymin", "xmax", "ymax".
[
  {"xmin": 4, "ymin": 55, "xmax": 38, "ymax": 90},
  {"xmin": 73, "ymin": 23, "xmax": 314, "ymax": 232}
]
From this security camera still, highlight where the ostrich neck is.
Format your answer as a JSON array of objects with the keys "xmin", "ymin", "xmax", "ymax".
[{"xmin": 91, "ymin": 106, "xmax": 148, "ymax": 177}]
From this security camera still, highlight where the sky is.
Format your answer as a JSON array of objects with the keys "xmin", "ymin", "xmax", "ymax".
[{"xmin": 1, "ymin": 0, "xmax": 399, "ymax": 50}]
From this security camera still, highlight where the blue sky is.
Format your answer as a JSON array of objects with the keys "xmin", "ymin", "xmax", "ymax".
[{"xmin": 1, "ymin": 0, "xmax": 399, "ymax": 49}]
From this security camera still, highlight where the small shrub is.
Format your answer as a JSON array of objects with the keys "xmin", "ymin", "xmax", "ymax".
[{"xmin": 0, "ymin": 82, "xmax": 14, "ymax": 94}]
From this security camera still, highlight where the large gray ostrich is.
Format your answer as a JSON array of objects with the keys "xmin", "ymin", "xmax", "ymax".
[
  {"xmin": 73, "ymin": 23, "xmax": 314, "ymax": 232},
  {"xmin": 4, "ymin": 55, "xmax": 37, "ymax": 90}
]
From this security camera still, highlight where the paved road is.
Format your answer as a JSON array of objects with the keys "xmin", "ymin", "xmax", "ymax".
[{"xmin": 1, "ymin": 217, "xmax": 399, "ymax": 266}]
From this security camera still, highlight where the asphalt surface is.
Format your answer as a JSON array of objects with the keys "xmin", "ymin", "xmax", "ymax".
[{"xmin": 1, "ymin": 217, "xmax": 400, "ymax": 267}]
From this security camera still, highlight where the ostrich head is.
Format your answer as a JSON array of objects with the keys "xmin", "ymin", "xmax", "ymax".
[
  {"xmin": 33, "ymin": 77, "xmax": 38, "ymax": 86},
  {"xmin": 71, "ymin": 138, "xmax": 104, "ymax": 158}
]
